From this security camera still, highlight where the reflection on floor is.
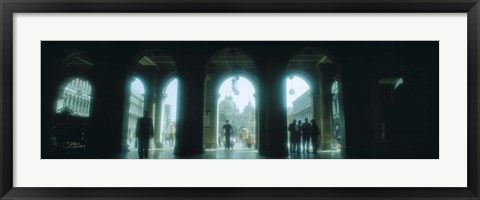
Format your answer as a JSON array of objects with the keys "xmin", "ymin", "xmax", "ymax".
[{"xmin": 52, "ymin": 148, "xmax": 343, "ymax": 159}]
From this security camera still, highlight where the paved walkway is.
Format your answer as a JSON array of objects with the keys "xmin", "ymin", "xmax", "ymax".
[
  {"xmin": 47, "ymin": 147, "xmax": 343, "ymax": 159},
  {"xmin": 124, "ymin": 148, "xmax": 343, "ymax": 159}
]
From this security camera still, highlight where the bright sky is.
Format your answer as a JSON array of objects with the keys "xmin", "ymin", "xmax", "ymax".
[
  {"xmin": 286, "ymin": 76, "xmax": 310, "ymax": 108},
  {"xmin": 164, "ymin": 79, "xmax": 178, "ymax": 121},
  {"xmin": 218, "ymin": 76, "xmax": 256, "ymax": 113},
  {"xmin": 131, "ymin": 77, "xmax": 145, "ymax": 94},
  {"xmin": 132, "ymin": 76, "xmax": 308, "ymax": 118},
  {"xmin": 131, "ymin": 77, "xmax": 178, "ymax": 120}
]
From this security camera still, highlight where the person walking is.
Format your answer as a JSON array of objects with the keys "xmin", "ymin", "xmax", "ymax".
[
  {"xmin": 136, "ymin": 110, "xmax": 154, "ymax": 159},
  {"xmin": 223, "ymin": 120, "xmax": 233, "ymax": 150}
]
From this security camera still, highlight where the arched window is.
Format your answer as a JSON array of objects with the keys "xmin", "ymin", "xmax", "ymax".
[
  {"xmin": 217, "ymin": 75, "xmax": 256, "ymax": 150},
  {"xmin": 124, "ymin": 50, "xmax": 179, "ymax": 152},
  {"xmin": 160, "ymin": 78, "xmax": 178, "ymax": 149},
  {"xmin": 286, "ymin": 47, "xmax": 344, "ymax": 153},
  {"xmin": 127, "ymin": 77, "xmax": 145, "ymax": 149},
  {"xmin": 286, "ymin": 74, "xmax": 313, "ymax": 153},
  {"xmin": 331, "ymin": 80, "xmax": 340, "ymax": 119},
  {"xmin": 204, "ymin": 48, "xmax": 259, "ymax": 150},
  {"xmin": 56, "ymin": 77, "xmax": 92, "ymax": 117},
  {"xmin": 331, "ymin": 80, "xmax": 342, "ymax": 149},
  {"xmin": 286, "ymin": 75, "xmax": 312, "ymax": 122}
]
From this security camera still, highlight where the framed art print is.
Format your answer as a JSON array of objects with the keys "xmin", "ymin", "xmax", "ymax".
[{"xmin": 1, "ymin": 0, "xmax": 479, "ymax": 199}]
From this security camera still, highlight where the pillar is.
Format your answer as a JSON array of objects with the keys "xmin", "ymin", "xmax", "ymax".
[
  {"xmin": 153, "ymin": 89, "xmax": 164, "ymax": 148},
  {"xmin": 143, "ymin": 68, "xmax": 157, "ymax": 118},
  {"xmin": 338, "ymin": 53, "xmax": 375, "ymax": 158},
  {"xmin": 202, "ymin": 74, "xmax": 217, "ymax": 149},
  {"xmin": 257, "ymin": 50, "xmax": 289, "ymax": 157},
  {"xmin": 312, "ymin": 91, "xmax": 321, "ymax": 149},
  {"xmin": 319, "ymin": 70, "xmax": 334, "ymax": 150},
  {"xmin": 87, "ymin": 47, "xmax": 134, "ymax": 154},
  {"xmin": 172, "ymin": 44, "xmax": 208, "ymax": 156}
]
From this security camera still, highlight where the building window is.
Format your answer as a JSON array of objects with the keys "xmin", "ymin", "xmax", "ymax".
[
  {"xmin": 127, "ymin": 77, "xmax": 145, "ymax": 149},
  {"xmin": 332, "ymin": 81, "xmax": 339, "ymax": 119},
  {"xmin": 161, "ymin": 78, "xmax": 178, "ymax": 149},
  {"xmin": 286, "ymin": 75, "xmax": 313, "ymax": 152},
  {"xmin": 56, "ymin": 77, "xmax": 92, "ymax": 117},
  {"xmin": 217, "ymin": 76, "xmax": 256, "ymax": 150},
  {"xmin": 286, "ymin": 75, "xmax": 312, "ymax": 122}
]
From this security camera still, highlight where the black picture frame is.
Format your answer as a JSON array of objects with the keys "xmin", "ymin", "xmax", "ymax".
[{"xmin": 1, "ymin": 0, "xmax": 479, "ymax": 199}]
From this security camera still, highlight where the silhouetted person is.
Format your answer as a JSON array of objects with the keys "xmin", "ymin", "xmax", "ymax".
[
  {"xmin": 295, "ymin": 120, "xmax": 302, "ymax": 153},
  {"xmin": 310, "ymin": 119, "xmax": 320, "ymax": 154},
  {"xmin": 136, "ymin": 110, "xmax": 153, "ymax": 159},
  {"xmin": 288, "ymin": 119, "xmax": 297, "ymax": 153},
  {"xmin": 223, "ymin": 120, "xmax": 233, "ymax": 150},
  {"xmin": 302, "ymin": 118, "xmax": 312, "ymax": 153}
]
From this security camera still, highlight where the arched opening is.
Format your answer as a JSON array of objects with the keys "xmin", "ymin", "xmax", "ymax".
[
  {"xmin": 53, "ymin": 77, "xmax": 93, "ymax": 150},
  {"xmin": 285, "ymin": 74, "xmax": 313, "ymax": 153},
  {"xmin": 330, "ymin": 78, "xmax": 346, "ymax": 154},
  {"xmin": 159, "ymin": 78, "xmax": 178, "ymax": 150},
  {"xmin": 217, "ymin": 75, "xmax": 256, "ymax": 151},
  {"xmin": 286, "ymin": 47, "xmax": 344, "ymax": 156},
  {"xmin": 56, "ymin": 52, "xmax": 94, "ymax": 117},
  {"xmin": 123, "ymin": 49, "xmax": 179, "ymax": 157},
  {"xmin": 126, "ymin": 77, "xmax": 145, "ymax": 149},
  {"xmin": 203, "ymin": 48, "xmax": 259, "ymax": 152},
  {"xmin": 56, "ymin": 77, "xmax": 92, "ymax": 117},
  {"xmin": 374, "ymin": 74, "xmax": 405, "ymax": 155},
  {"xmin": 331, "ymin": 80, "xmax": 342, "ymax": 150},
  {"xmin": 50, "ymin": 50, "xmax": 94, "ymax": 152}
]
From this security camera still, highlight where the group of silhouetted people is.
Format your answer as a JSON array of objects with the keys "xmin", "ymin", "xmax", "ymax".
[
  {"xmin": 288, "ymin": 118, "xmax": 320, "ymax": 154},
  {"xmin": 135, "ymin": 112, "xmax": 323, "ymax": 158}
]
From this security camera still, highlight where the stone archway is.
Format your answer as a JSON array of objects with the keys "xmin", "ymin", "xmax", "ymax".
[
  {"xmin": 216, "ymin": 75, "xmax": 257, "ymax": 151},
  {"xmin": 285, "ymin": 47, "xmax": 344, "ymax": 152}
]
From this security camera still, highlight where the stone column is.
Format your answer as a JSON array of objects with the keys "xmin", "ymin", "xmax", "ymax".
[
  {"xmin": 311, "ymin": 91, "xmax": 321, "ymax": 149},
  {"xmin": 173, "ymin": 70, "xmax": 205, "ymax": 156},
  {"xmin": 154, "ymin": 90, "xmax": 165, "ymax": 148},
  {"xmin": 202, "ymin": 74, "xmax": 217, "ymax": 149},
  {"xmin": 337, "ymin": 53, "xmax": 375, "ymax": 158},
  {"xmin": 171, "ymin": 44, "xmax": 208, "ymax": 156},
  {"xmin": 87, "ymin": 47, "xmax": 136, "ymax": 154},
  {"xmin": 319, "ymin": 71, "xmax": 334, "ymax": 150},
  {"xmin": 210, "ymin": 91, "xmax": 222, "ymax": 149},
  {"xmin": 144, "ymin": 69, "xmax": 156, "ymax": 118},
  {"xmin": 257, "ymin": 53, "xmax": 289, "ymax": 157}
]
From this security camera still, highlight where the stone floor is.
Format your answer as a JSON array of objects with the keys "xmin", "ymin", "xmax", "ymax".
[{"xmin": 81, "ymin": 148, "xmax": 344, "ymax": 159}]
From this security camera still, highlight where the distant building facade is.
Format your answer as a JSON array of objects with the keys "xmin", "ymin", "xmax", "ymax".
[
  {"xmin": 218, "ymin": 95, "xmax": 256, "ymax": 139},
  {"xmin": 127, "ymin": 85, "xmax": 144, "ymax": 148},
  {"xmin": 56, "ymin": 78, "xmax": 92, "ymax": 117},
  {"xmin": 291, "ymin": 90, "xmax": 312, "ymax": 121},
  {"xmin": 331, "ymin": 81, "xmax": 340, "ymax": 127}
]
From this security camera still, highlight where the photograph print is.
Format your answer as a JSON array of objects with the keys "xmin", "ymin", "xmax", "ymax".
[{"xmin": 41, "ymin": 41, "xmax": 438, "ymax": 159}]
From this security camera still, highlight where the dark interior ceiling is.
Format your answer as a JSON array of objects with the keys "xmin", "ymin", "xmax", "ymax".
[
  {"xmin": 135, "ymin": 54, "xmax": 177, "ymax": 70},
  {"xmin": 64, "ymin": 50, "xmax": 333, "ymax": 70},
  {"xmin": 286, "ymin": 53, "xmax": 333, "ymax": 68},
  {"xmin": 64, "ymin": 54, "xmax": 93, "ymax": 68},
  {"xmin": 208, "ymin": 53, "xmax": 255, "ymax": 69}
]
